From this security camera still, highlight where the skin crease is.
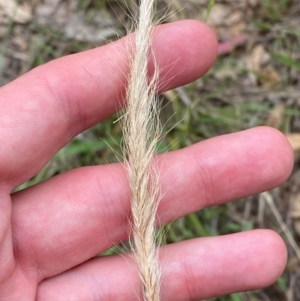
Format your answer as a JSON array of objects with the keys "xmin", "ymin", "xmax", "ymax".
[{"xmin": 0, "ymin": 20, "xmax": 294, "ymax": 300}]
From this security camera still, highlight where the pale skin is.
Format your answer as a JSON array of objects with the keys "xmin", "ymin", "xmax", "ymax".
[{"xmin": 0, "ymin": 20, "xmax": 294, "ymax": 300}]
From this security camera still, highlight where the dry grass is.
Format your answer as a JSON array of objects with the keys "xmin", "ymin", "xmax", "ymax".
[{"xmin": 1, "ymin": 1, "xmax": 300, "ymax": 300}]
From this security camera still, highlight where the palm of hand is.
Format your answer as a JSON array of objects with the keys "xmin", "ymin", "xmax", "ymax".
[{"xmin": 0, "ymin": 21, "xmax": 293, "ymax": 301}]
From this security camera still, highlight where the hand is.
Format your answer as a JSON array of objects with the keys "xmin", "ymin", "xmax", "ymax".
[{"xmin": 0, "ymin": 20, "xmax": 293, "ymax": 300}]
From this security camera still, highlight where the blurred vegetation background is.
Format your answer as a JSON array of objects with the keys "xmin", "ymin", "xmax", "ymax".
[{"xmin": 1, "ymin": 0, "xmax": 300, "ymax": 300}]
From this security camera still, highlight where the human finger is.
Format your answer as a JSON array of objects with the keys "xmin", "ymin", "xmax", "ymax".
[
  {"xmin": 36, "ymin": 230, "xmax": 287, "ymax": 301},
  {"xmin": 0, "ymin": 20, "xmax": 217, "ymax": 187},
  {"xmin": 11, "ymin": 127, "xmax": 293, "ymax": 279}
]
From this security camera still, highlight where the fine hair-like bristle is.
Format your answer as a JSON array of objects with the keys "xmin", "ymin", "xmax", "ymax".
[{"xmin": 122, "ymin": 0, "xmax": 161, "ymax": 300}]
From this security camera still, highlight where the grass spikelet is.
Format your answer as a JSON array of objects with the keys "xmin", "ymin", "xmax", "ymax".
[{"xmin": 122, "ymin": 0, "xmax": 161, "ymax": 300}]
